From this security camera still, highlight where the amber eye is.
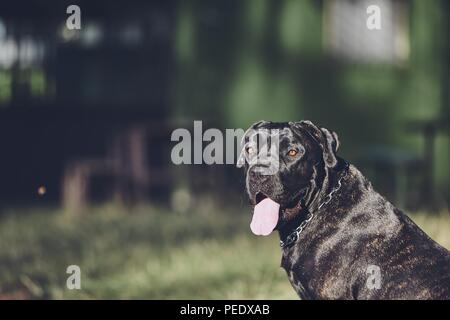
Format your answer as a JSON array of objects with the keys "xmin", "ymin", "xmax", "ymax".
[
  {"xmin": 287, "ymin": 149, "xmax": 298, "ymax": 157},
  {"xmin": 246, "ymin": 146, "xmax": 255, "ymax": 155}
]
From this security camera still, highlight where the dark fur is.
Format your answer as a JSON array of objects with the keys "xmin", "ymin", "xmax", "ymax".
[{"xmin": 238, "ymin": 120, "xmax": 450, "ymax": 300}]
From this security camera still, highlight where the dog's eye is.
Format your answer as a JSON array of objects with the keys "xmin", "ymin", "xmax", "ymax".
[
  {"xmin": 287, "ymin": 149, "xmax": 298, "ymax": 157},
  {"xmin": 246, "ymin": 146, "xmax": 255, "ymax": 155}
]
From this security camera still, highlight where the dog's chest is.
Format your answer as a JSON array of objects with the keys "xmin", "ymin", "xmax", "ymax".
[
  {"xmin": 281, "ymin": 250, "xmax": 312, "ymax": 299},
  {"xmin": 286, "ymin": 270, "xmax": 307, "ymax": 297},
  {"xmin": 281, "ymin": 245, "xmax": 350, "ymax": 299}
]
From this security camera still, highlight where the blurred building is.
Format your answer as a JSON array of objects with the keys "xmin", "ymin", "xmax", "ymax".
[{"xmin": 0, "ymin": 1, "xmax": 174, "ymax": 209}]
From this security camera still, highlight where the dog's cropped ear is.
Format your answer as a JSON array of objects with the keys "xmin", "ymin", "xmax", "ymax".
[
  {"xmin": 319, "ymin": 127, "xmax": 339, "ymax": 168},
  {"xmin": 291, "ymin": 120, "xmax": 340, "ymax": 168},
  {"xmin": 236, "ymin": 120, "xmax": 269, "ymax": 168},
  {"xmin": 236, "ymin": 148, "xmax": 246, "ymax": 168}
]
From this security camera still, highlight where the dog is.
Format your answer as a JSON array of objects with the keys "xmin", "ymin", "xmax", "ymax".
[{"xmin": 237, "ymin": 120, "xmax": 450, "ymax": 299}]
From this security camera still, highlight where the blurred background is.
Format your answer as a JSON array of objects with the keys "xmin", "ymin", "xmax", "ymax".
[{"xmin": 0, "ymin": 0, "xmax": 449, "ymax": 299}]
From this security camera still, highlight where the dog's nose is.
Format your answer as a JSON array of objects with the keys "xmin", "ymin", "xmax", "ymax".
[{"xmin": 249, "ymin": 164, "xmax": 272, "ymax": 178}]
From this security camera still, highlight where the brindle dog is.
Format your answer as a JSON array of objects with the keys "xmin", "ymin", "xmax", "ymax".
[{"xmin": 237, "ymin": 120, "xmax": 450, "ymax": 299}]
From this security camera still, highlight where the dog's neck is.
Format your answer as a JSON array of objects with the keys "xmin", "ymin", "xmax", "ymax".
[
  {"xmin": 279, "ymin": 164, "xmax": 370, "ymax": 299},
  {"xmin": 307, "ymin": 157, "xmax": 349, "ymax": 211},
  {"xmin": 277, "ymin": 158, "xmax": 349, "ymax": 244}
]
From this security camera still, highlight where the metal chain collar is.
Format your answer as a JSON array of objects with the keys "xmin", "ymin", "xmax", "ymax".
[{"xmin": 279, "ymin": 169, "xmax": 347, "ymax": 249}]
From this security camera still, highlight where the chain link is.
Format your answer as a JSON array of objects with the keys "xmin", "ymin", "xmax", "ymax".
[
  {"xmin": 318, "ymin": 178, "xmax": 342, "ymax": 210},
  {"xmin": 280, "ymin": 171, "xmax": 347, "ymax": 249}
]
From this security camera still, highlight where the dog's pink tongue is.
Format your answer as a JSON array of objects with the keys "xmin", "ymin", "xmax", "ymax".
[{"xmin": 250, "ymin": 198, "xmax": 280, "ymax": 236}]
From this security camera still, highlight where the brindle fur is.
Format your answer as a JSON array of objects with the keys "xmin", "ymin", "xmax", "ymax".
[{"xmin": 239, "ymin": 121, "xmax": 450, "ymax": 300}]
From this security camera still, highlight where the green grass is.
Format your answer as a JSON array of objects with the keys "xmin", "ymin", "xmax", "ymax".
[{"xmin": 0, "ymin": 205, "xmax": 449, "ymax": 299}]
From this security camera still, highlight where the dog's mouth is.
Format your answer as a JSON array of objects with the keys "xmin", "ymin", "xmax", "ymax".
[
  {"xmin": 281, "ymin": 189, "xmax": 307, "ymax": 220},
  {"xmin": 254, "ymin": 192, "xmax": 268, "ymax": 205},
  {"xmin": 250, "ymin": 189, "xmax": 306, "ymax": 236}
]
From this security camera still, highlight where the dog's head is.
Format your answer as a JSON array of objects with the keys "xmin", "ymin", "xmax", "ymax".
[{"xmin": 237, "ymin": 120, "xmax": 340, "ymax": 236}]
